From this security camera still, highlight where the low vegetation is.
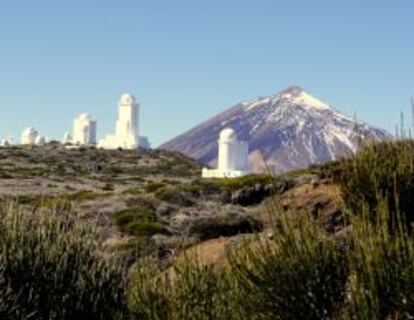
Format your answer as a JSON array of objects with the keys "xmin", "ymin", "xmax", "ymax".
[
  {"xmin": 188, "ymin": 211, "xmax": 263, "ymax": 240},
  {"xmin": 336, "ymin": 140, "xmax": 414, "ymax": 225},
  {"xmin": 3, "ymin": 140, "xmax": 414, "ymax": 319},
  {"xmin": 0, "ymin": 203, "xmax": 125, "ymax": 320}
]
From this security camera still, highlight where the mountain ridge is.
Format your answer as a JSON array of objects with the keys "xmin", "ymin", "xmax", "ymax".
[{"xmin": 160, "ymin": 87, "xmax": 390, "ymax": 174}]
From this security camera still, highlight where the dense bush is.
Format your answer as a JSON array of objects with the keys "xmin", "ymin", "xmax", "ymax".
[
  {"xmin": 145, "ymin": 181, "xmax": 166, "ymax": 193},
  {"xmin": 128, "ymin": 258, "xmax": 235, "ymax": 320},
  {"xmin": 336, "ymin": 140, "xmax": 414, "ymax": 224},
  {"xmin": 206, "ymin": 174, "xmax": 275, "ymax": 191},
  {"xmin": 343, "ymin": 200, "xmax": 414, "ymax": 319},
  {"xmin": 113, "ymin": 197, "xmax": 171, "ymax": 238},
  {"xmin": 114, "ymin": 204, "xmax": 157, "ymax": 230},
  {"xmin": 0, "ymin": 203, "xmax": 125, "ymax": 320},
  {"xmin": 126, "ymin": 221, "xmax": 170, "ymax": 237},
  {"xmin": 155, "ymin": 186, "xmax": 194, "ymax": 207},
  {"xmin": 228, "ymin": 210, "xmax": 349, "ymax": 320},
  {"xmin": 188, "ymin": 211, "xmax": 263, "ymax": 241},
  {"xmin": 127, "ymin": 207, "xmax": 349, "ymax": 320}
]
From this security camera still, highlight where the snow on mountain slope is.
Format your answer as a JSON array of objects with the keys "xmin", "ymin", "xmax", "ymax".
[{"xmin": 160, "ymin": 86, "xmax": 390, "ymax": 174}]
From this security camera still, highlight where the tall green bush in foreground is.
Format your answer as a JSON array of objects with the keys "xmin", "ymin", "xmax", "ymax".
[
  {"xmin": 128, "ymin": 257, "xmax": 234, "ymax": 320},
  {"xmin": 127, "ymin": 206, "xmax": 349, "ymax": 320},
  {"xmin": 228, "ymin": 208, "xmax": 349, "ymax": 320},
  {"xmin": 0, "ymin": 203, "xmax": 125, "ymax": 320},
  {"xmin": 336, "ymin": 140, "xmax": 414, "ymax": 224},
  {"xmin": 343, "ymin": 200, "xmax": 414, "ymax": 319}
]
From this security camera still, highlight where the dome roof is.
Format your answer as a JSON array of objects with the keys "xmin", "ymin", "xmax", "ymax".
[
  {"xmin": 1, "ymin": 138, "xmax": 11, "ymax": 147},
  {"xmin": 35, "ymin": 136, "xmax": 46, "ymax": 145},
  {"xmin": 22, "ymin": 127, "xmax": 38, "ymax": 136},
  {"xmin": 120, "ymin": 93, "xmax": 136, "ymax": 105},
  {"xmin": 78, "ymin": 113, "xmax": 92, "ymax": 121},
  {"xmin": 219, "ymin": 128, "xmax": 238, "ymax": 142}
]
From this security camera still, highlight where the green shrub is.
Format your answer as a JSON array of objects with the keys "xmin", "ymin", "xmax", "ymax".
[
  {"xmin": 145, "ymin": 182, "xmax": 166, "ymax": 193},
  {"xmin": 228, "ymin": 209, "xmax": 349, "ymax": 320},
  {"xmin": 155, "ymin": 186, "xmax": 194, "ymax": 207},
  {"xmin": 343, "ymin": 199, "xmax": 414, "ymax": 319},
  {"xmin": 0, "ymin": 203, "xmax": 125, "ymax": 320},
  {"xmin": 126, "ymin": 221, "xmax": 169, "ymax": 237},
  {"xmin": 112, "ymin": 197, "xmax": 166, "ymax": 239},
  {"xmin": 188, "ymin": 212, "xmax": 263, "ymax": 241},
  {"xmin": 335, "ymin": 140, "xmax": 414, "ymax": 224},
  {"xmin": 114, "ymin": 206, "xmax": 157, "ymax": 229},
  {"xmin": 127, "ymin": 205, "xmax": 348, "ymax": 320},
  {"xmin": 128, "ymin": 258, "xmax": 235, "ymax": 320},
  {"xmin": 206, "ymin": 174, "xmax": 275, "ymax": 191}
]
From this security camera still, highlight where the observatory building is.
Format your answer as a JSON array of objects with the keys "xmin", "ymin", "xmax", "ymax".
[
  {"xmin": 98, "ymin": 93, "xmax": 150, "ymax": 150},
  {"xmin": 1, "ymin": 137, "xmax": 13, "ymax": 147},
  {"xmin": 62, "ymin": 132, "xmax": 72, "ymax": 145},
  {"xmin": 73, "ymin": 113, "xmax": 97, "ymax": 145},
  {"xmin": 202, "ymin": 128, "xmax": 250, "ymax": 178},
  {"xmin": 35, "ymin": 136, "xmax": 46, "ymax": 146},
  {"xmin": 21, "ymin": 127, "xmax": 46, "ymax": 146},
  {"xmin": 21, "ymin": 127, "xmax": 39, "ymax": 145}
]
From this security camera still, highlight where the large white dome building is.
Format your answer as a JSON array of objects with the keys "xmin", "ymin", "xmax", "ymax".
[
  {"xmin": 202, "ymin": 128, "xmax": 250, "ymax": 178},
  {"xmin": 21, "ymin": 127, "xmax": 39, "ymax": 145},
  {"xmin": 72, "ymin": 113, "xmax": 97, "ymax": 145},
  {"xmin": 98, "ymin": 93, "xmax": 150, "ymax": 150}
]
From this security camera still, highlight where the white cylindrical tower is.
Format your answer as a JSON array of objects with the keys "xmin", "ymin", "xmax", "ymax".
[
  {"xmin": 218, "ymin": 128, "xmax": 238, "ymax": 171},
  {"xmin": 73, "ymin": 113, "xmax": 97, "ymax": 145},
  {"xmin": 202, "ymin": 127, "xmax": 250, "ymax": 179},
  {"xmin": 116, "ymin": 93, "xmax": 139, "ymax": 139}
]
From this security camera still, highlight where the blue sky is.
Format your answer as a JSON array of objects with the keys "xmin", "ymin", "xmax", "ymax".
[{"xmin": 0, "ymin": 1, "xmax": 412, "ymax": 146}]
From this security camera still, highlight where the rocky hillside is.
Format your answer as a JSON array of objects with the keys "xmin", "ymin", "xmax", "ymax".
[
  {"xmin": 161, "ymin": 86, "xmax": 390, "ymax": 173},
  {"xmin": 0, "ymin": 144, "xmax": 343, "ymax": 266}
]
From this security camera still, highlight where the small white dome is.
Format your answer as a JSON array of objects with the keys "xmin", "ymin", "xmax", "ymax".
[
  {"xmin": 22, "ymin": 127, "xmax": 38, "ymax": 137},
  {"xmin": 219, "ymin": 128, "xmax": 238, "ymax": 142},
  {"xmin": 1, "ymin": 138, "xmax": 12, "ymax": 147},
  {"xmin": 35, "ymin": 136, "xmax": 46, "ymax": 145},
  {"xmin": 62, "ymin": 132, "xmax": 72, "ymax": 144},
  {"xmin": 78, "ymin": 113, "xmax": 92, "ymax": 121},
  {"xmin": 120, "ymin": 93, "xmax": 136, "ymax": 105}
]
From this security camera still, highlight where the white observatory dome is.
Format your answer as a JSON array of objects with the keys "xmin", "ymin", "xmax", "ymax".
[
  {"xmin": 62, "ymin": 132, "xmax": 72, "ymax": 144},
  {"xmin": 119, "ymin": 93, "xmax": 136, "ymax": 105},
  {"xmin": 219, "ymin": 128, "xmax": 237, "ymax": 142},
  {"xmin": 1, "ymin": 138, "xmax": 12, "ymax": 147},
  {"xmin": 78, "ymin": 113, "xmax": 92, "ymax": 121},
  {"xmin": 35, "ymin": 136, "xmax": 46, "ymax": 146},
  {"xmin": 22, "ymin": 127, "xmax": 38, "ymax": 137},
  {"xmin": 21, "ymin": 127, "xmax": 39, "ymax": 145}
]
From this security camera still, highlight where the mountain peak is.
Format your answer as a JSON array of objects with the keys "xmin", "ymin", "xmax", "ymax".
[
  {"xmin": 161, "ymin": 88, "xmax": 389, "ymax": 174},
  {"xmin": 278, "ymin": 86, "xmax": 330, "ymax": 110},
  {"xmin": 280, "ymin": 85, "xmax": 305, "ymax": 96}
]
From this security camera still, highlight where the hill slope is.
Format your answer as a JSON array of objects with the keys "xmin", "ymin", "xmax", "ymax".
[{"xmin": 161, "ymin": 86, "xmax": 390, "ymax": 173}]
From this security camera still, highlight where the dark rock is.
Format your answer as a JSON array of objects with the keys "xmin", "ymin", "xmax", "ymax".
[{"xmin": 231, "ymin": 183, "xmax": 272, "ymax": 206}]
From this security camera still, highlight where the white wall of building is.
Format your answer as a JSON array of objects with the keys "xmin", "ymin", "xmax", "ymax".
[
  {"xmin": 1, "ymin": 137, "xmax": 13, "ymax": 147},
  {"xmin": 21, "ymin": 127, "xmax": 39, "ymax": 145},
  {"xmin": 73, "ymin": 114, "xmax": 97, "ymax": 145},
  {"xmin": 62, "ymin": 132, "xmax": 72, "ymax": 144},
  {"xmin": 99, "ymin": 93, "xmax": 149, "ymax": 150},
  {"xmin": 35, "ymin": 136, "xmax": 46, "ymax": 146},
  {"xmin": 202, "ymin": 128, "xmax": 250, "ymax": 179}
]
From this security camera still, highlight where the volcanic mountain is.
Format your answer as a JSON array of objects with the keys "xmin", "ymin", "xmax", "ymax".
[{"xmin": 160, "ymin": 86, "xmax": 390, "ymax": 174}]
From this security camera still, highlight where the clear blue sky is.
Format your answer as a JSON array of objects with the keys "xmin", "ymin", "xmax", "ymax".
[{"xmin": 0, "ymin": 1, "xmax": 412, "ymax": 146}]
